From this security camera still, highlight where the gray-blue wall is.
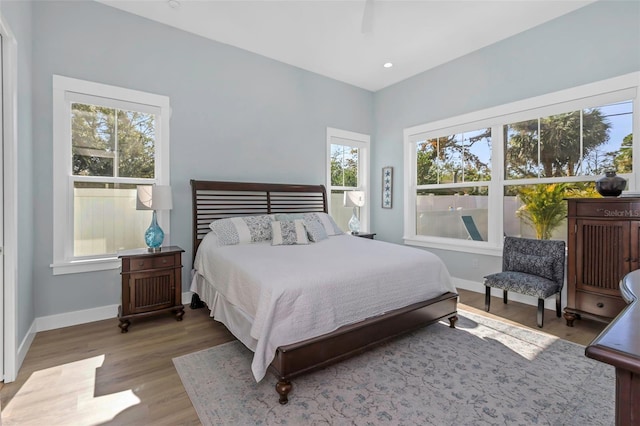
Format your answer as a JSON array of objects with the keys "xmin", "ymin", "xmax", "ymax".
[
  {"xmin": 2, "ymin": 0, "xmax": 35, "ymax": 356},
  {"xmin": 372, "ymin": 0, "xmax": 640, "ymax": 281},
  {"xmin": 2, "ymin": 0, "xmax": 639, "ymax": 348},
  {"xmin": 27, "ymin": 0, "xmax": 372, "ymax": 318}
]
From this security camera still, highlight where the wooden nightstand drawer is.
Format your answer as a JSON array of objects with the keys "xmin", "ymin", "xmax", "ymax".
[
  {"xmin": 575, "ymin": 291, "xmax": 626, "ymax": 319},
  {"xmin": 129, "ymin": 254, "xmax": 176, "ymax": 271}
]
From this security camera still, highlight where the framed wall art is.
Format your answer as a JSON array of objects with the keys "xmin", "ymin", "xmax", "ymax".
[{"xmin": 382, "ymin": 166, "xmax": 393, "ymax": 209}]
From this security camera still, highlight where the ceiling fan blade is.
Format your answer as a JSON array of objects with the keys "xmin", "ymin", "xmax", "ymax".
[{"xmin": 361, "ymin": 0, "xmax": 374, "ymax": 34}]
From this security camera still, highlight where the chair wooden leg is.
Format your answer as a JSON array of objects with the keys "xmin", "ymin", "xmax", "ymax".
[
  {"xmin": 485, "ymin": 286, "xmax": 491, "ymax": 312},
  {"xmin": 503, "ymin": 290, "xmax": 508, "ymax": 304},
  {"xmin": 556, "ymin": 293, "xmax": 561, "ymax": 318},
  {"xmin": 537, "ymin": 298, "xmax": 544, "ymax": 328}
]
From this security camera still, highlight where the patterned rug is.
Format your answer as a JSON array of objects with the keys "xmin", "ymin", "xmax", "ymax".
[{"xmin": 173, "ymin": 309, "xmax": 614, "ymax": 425}]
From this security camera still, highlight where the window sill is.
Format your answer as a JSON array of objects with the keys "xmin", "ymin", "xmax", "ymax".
[
  {"xmin": 51, "ymin": 257, "xmax": 120, "ymax": 275},
  {"xmin": 403, "ymin": 236, "xmax": 503, "ymax": 257}
]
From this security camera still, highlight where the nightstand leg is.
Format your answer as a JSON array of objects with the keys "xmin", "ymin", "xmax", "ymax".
[
  {"xmin": 117, "ymin": 305, "xmax": 130, "ymax": 332},
  {"xmin": 118, "ymin": 319, "xmax": 130, "ymax": 333},
  {"xmin": 175, "ymin": 307, "xmax": 185, "ymax": 321}
]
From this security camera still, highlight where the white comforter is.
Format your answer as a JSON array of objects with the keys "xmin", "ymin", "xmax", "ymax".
[{"xmin": 192, "ymin": 233, "xmax": 455, "ymax": 381}]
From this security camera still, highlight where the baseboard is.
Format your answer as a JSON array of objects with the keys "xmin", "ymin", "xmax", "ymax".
[
  {"xmin": 181, "ymin": 291, "xmax": 194, "ymax": 305},
  {"xmin": 35, "ymin": 304, "xmax": 120, "ymax": 332},
  {"xmin": 15, "ymin": 321, "xmax": 37, "ymax": 378},
  {"xmin": 10, "ymin": 291, "xmax": 194, "ymax": 378},
  {"xmin": 451, "ymin": 277, "xmax": 566, "ymax": 311},
  {"xmin": 34, "ymin": 291, "xmax": 194, "ymax": 333}
]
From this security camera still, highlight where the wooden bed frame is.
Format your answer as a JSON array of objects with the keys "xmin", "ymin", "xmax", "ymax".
[{"xmin": 190, "ymin": 179, "xmax": 459, "ymax": 404}]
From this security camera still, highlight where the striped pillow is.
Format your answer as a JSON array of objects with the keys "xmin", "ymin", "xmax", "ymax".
[{"xmin": 271, "ymin": 220, "xmax": 309, "ymax": 245}]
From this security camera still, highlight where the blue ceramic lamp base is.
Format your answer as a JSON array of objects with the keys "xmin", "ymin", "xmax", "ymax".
[{"xmin": 145, "ymin": 210, "xmax": 165, "ymax": 252}]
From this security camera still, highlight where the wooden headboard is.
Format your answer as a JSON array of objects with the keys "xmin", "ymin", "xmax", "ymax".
[{"xmin": 190, "ymin": 180, "xmax": 328, "ymax": 256}]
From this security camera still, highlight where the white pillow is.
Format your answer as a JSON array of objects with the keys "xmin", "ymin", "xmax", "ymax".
[
  {"xmin": 271, "ymin": 220, "xmax": 309, "ymax": 245},
  {"xmin": 209, "ymin": 215, "xmax": 273, "ymax": 246}
]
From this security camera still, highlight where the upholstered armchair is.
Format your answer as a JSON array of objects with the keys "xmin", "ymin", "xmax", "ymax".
[{"xmin": 483, "ymin": 236, "xmax": 565, "ymax": 328}]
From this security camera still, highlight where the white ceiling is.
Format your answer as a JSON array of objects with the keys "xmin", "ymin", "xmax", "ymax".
[{"xmin": 97, "ymin": 0, "xmax": 595, "ymax": 92}]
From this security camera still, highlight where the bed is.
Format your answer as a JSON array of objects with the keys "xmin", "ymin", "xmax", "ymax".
[{"xmin": 190, "ymin": 180, "xmax": 458, "ymax": 404}]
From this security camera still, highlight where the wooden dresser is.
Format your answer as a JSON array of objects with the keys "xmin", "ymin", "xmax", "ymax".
[{"xmin": 564, "ymin": 198, "xmax": 638, "ymax": 326}]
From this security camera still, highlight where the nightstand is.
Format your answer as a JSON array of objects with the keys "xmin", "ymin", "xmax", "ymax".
[
  {"xmin": 352, "ymin": 232, "xmax": 376, "ymax": 239},
  {"xmin": 117, "ymin": 245, "xmax": 185, "ymax": 333}
]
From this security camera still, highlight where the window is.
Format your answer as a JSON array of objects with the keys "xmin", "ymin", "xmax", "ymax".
[
  {"xmin": 415, "ymin": 129, "xmax": 491, "ymax": 242},
  {"xmin": 503, "ymin": 101, "xmax": 634, "ymax": 240},
  {"xmin": 504, "ymin": 102, "xmax": 633, "ymax": 179},
  {"xmin": 326, "ymin": 128, "xmax": 370, "ymax": 232},
  {"xmin": 52, "ymin": 76, "xmax": 170, "ymax": 274},
  {"xmin": 404, "ymin": 73, "xmax": 639, "ymax": 254}
]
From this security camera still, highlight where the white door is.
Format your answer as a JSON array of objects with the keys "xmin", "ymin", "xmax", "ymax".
[
  {"xmin": 0, "ymin": 13, "xmax": 17, "ymax": 383},
  {"xmin": 0, "ymin": 31, "xmax": 5, "ymax": 379}
]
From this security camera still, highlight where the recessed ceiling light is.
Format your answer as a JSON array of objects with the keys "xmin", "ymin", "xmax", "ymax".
[
  {"xmin": 383, "ymin": 62, "xmax": 393, "ymax": 68},
  {"xmin": 168, "ymin": 0, "xmax": 181, "ymax": 9}
]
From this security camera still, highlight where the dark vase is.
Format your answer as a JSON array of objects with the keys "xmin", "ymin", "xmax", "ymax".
[{"xmin": 595, "ymin": 171, "xmax": 627, "ymax": 197}]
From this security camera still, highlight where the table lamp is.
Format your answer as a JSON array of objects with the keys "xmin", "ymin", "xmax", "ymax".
[
  {"xmin": 343, "ymin": 191, "xmax": 365, "ymax": 234},
  {"xmin": 136, "ymin": 185, "xmax": 173, "ymax": 251}
]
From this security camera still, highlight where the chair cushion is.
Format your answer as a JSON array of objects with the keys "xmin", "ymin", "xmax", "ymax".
[
  {"xmin": 506, "ymin": 253, "xmax": 555, "ymax": 281},
  {"xmin": 483, "ymin": 271, "xmax": 560, "ymax": 299}
]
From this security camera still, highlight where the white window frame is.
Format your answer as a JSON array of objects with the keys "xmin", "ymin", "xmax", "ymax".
[
  {"xmin": 404, "ymin": 72, "xmax": 640, "ymax": 256},
  {"xmin": 51, "ymin": 75, "xmax": 171, "ymax": 275},
  {"xmin": 326, "ymin": 127, "xmax": 370, "ymax": 232}
]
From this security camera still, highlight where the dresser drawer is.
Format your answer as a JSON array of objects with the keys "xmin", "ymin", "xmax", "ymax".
[
  {"xmin": 575, "ymin": 291, "xmax": 627, "ymax": 319},
  {"xmin": 574, "ymin": 201, "xmax": 640, "ymax": 219},
  {"xmin": 129, "ymin": 254, "xmax": 176, "ymax": 271}
]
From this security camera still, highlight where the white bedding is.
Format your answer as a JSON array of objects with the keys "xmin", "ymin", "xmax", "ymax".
[{"xmin": 192, "ymin": 233, "xmax": 455, "ymax": 381}]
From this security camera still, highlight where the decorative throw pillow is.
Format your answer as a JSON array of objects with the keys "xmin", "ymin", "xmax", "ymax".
[
  {"xmin": 302, "ymin": 212, "xmax": 344, "ymax": 236},
  {"xmin": 209, "ymin": 215, "xmax": 273, "ymax": 246},
  {"xmin": 271, "ymin": 220, "xmax": 309, "ymax": 246},
  {"xmin": 303, "ymin": 219, "xmax": 329, "ymax": 242},
  {"xmin": 508, "ymin": 253, "xmax": 555, "ymax": 281}
]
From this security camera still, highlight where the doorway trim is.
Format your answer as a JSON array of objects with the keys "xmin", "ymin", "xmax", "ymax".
[{"xmin": 1, "ymin": 13, "xmax": 19, "ymax": 383}]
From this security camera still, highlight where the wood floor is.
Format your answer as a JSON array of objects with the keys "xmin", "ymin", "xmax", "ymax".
[{"xmin": 0, "ymin": 289, "xmax": 608, "ymax": 425}]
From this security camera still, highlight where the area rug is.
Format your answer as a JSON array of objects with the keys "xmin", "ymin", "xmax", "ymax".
[{"xmin": 173, "ymin": 309, "xmax": 614, "ymax": 425}]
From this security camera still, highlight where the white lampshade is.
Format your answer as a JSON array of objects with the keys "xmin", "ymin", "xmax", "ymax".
[
  {"xmin": 344, "ymin": 191, "xmax": 365, "ymax": 208},
  {"xmin": 136, "ymin": 185, "xmax": 173, "ymax": 211}
]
